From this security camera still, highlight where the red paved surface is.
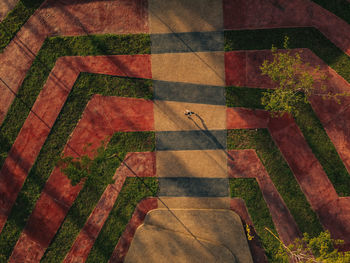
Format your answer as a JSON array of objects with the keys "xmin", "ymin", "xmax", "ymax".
[
  {"xmin": 63, "ymin": 152, "xmax": 156, "ymax": 263},
  {"xmin": 230, "ymin": 198, "xmax": 268, "ymax": 263},
  {"xmin": 228, "ymin": 149, "xmax": 301, "ymax": 245},
  {"xmin": 8, "ymin": 95, "xmax": 154, "ymax": 263},
  {"xmin": 0, "ymin": 0, "xmax": 149, "ymax": 124},
  {"xmin": 108, "ymin": 198, "xmax": 158, "ymax": 263},
  {"xmin": 223, "ymin": 0, "xmax": 350, "ymax": 56},
  {"xmin": 0, "ymin": 54, "xmax": 151, "ymax": 233},
  {"xmin": 268, "ymin": 115, "xmax": 350, "ymax": 246},
  {"xmin": 227, "ymin": 107, "xmax": 350, "ymax": 246},
  {"xmin": 227, "ymin": 107, "xmax": 269, "ymax": 129},
  {"xmin": 225, "ymin": 49, "xmax": 350, "ymax": 174}
]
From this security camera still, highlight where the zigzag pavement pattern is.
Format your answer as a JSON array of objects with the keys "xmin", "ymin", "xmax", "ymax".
[{"xmin": 1, "ymin": 0, "xmax": 350, "ymax": 262}]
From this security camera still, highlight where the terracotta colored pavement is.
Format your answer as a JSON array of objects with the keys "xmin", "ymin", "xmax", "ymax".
[
  {"xmin": 0, "ymin": 54, "xmax": 151, "ymax": 233},
  {"xmin": 63, "ymin": 152, "xmax": 155, "ymax": 263},
  {"xmin": 0, "ymin": 0, "xmax": 18, "ymax": 21},
  {"xmin": 225, "ymin": 49, "xmax": 350, "ymax": 174},
  {"xmin": 0, "ymin": 0, "xmax": 148, "ymax": 124},
  {"xmin": 223, "ymin": 0, "xmax": 350, "ymax": 56},
  {"xmin": 228, "ymin": 149, "xmax": 302, "ymax": 245},
  {"xmin": 227, "ymin": 107, "xmax": 350, "ymax": 245},
  {"xmin": 8, "ymin": 95, "xmax": 154, "ymax": 263},
  {"xmin": 267, "ymin": 115, "xmax": 350, "ymax": 245},
  {"xmin": 230, "ymin": 198, "xmax": 268, "ymax": 263},
  {"xmin": 108, "ymin": 198, "xmax": 158, "ymax": 263}
]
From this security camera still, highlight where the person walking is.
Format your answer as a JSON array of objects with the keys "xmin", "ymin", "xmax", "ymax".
[{"xmin": 184, "ymin": 109, "xmax": 195, "ymax": 118}]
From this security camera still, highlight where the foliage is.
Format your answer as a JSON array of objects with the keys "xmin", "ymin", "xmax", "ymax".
[
  {"xmin": 230, "ymin": 178, "xmax": 280, "ymax": 262},
  {"xmin": 41, "ymin": 131, "xmax": 155, "ymax": 262},
  {"xmin": 0, "ymin": 73, "xmax": 152, "ymax": 261},
  {"xmin": 226, "ymin": 86, "xmax": 350, "ymax": 196},
  {"xmin": 260, "ymin": 36, "xmax": 336, "ymax": 116},
  {"xmin": 245, "ymin": 224, "xmax": 254, "ymax": 241},
  {"xmin": 266, "ymin": 228, "xmax": 350, "ymax": 263}
]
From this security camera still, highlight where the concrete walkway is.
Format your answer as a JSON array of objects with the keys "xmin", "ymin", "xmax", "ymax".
[{"xmin": 122, "ymin": 0, "xmax": 253, "ymax": 262}]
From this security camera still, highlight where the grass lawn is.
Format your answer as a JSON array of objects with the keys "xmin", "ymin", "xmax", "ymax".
[
  {"xmin": 86, "ymin": 177, "xmax": 158, "ymax": 263},
  {"xmin": 230, "ymin": 178, "xmax": 280, "ymax": 262},
  {"xmin": 41, "ymin": 132, "xmax": 157, "ymax": 262},
  {"xmin": 0, "ymin": 72, "xmax": 152, "ymax": 262},
  {"xmin": 311, "ymin": 0, "xmax": 350, "ymax": 25},
  {"xmin": 0, "ymin": 33, "xmax": 150, "ymax": 168},
  {"xmin": 225, "ymin": 28, "xmax": 350, "ymax": 197}
]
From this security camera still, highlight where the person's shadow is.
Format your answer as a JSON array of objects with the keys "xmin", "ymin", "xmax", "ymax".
[{"xmin": 187, "ymin": 113, "xmax": 234, "ymax": 162}]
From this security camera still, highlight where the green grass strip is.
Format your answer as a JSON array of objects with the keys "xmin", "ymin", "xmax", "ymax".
[
  {"xmin": 310, "ymin": 0, "xmax": 350, "ymax": 25},
  {"xmin": 0, "ymin": 33, "xmax": 151, "ymax": 168},
  {"xmin": 0, "ymin": 0, "xmax": 44, "ymax": 51},
  {"xmin": 226, "ymin": 85, "xmax": 350, "ymax": 196},
  {"xmin": 86, "ymin": 177, "xmax": 158, "ymax": 263},
  {"xmin": 229, "ymin": 178, "xmax": 280, "ymax": 262},
  {"xmin": 224, "ymin": 27, "xmax": 350, "ymax": 80},
  {"xmin": 227, "ymin": 129, "xmax": 323, "ymax": 237},
  {"xmin": 0, "ymin": 73, "xmax": 152, "ymax": 262},
  {"xmin": 41, "ymin": 132, "xmax": 156, "ymax": 262},
  {"xmin": 225, "ymin": 28, "xmax": 350, "ymax": 196}
]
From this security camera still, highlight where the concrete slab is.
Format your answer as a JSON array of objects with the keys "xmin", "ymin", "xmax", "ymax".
[
  {"xmin": 157, "ymin": 197, "xmax": 231, "ymax": 209},
  {"xmin": 156, "ymin": 150, "xmax": 227, "ymax": 178},
  {"xmin": 156, "ymin": 130, "xmax": 227, "ymax": 151},
  {"xmin": 153, "ymin": 80, "xmax": 225, "ymax": 105},
  {"xmin": 125, "ymin": 209, "xmax": 253, "ymax": 263},
  {"xmin": 151, "ymin": 31, "xmax": 224, "ymax": 53},
  {"xmin": 124, "ymin": 224, "xmax": 236, "ymax": 263},
  {"xmin": 148, "ymin": 0, "xmax": 223, "ymax": 33},
  {"xmin": 151, "ymin": 52, "xmax": 225, "ymax": 86},
  {"xmin": 154, "ymin": 100, "xmax": 226, "ymax": 131},
  {"xmin": 158, "ymin": 177, "xmax": 229, "ymax": 197}
]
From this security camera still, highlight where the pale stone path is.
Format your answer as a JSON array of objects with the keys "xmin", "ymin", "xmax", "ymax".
[{"xmin": 122, "ymin": 0, "xmax": 252, "ymax": 262}]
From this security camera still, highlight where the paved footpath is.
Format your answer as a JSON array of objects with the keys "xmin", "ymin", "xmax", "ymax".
[
  {"xmin": 0, "ymin": 55, "xmax": 151, "ymax": 234},
  {"xmin": 8, "ymin": 95, "xmax": 154, "ymax": 262},
  {"xmin": 0, "ymin": 0, "xmax": 18, "ymax": 21},
  {"xmin": 122, "ymin": 0, "xmax": 254, "ymax": 262},
  {"xmin": 0, "ymin": 0, "xmax": 149, "ymax": 124}
]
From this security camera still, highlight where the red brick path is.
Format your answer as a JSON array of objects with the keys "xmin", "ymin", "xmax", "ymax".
[
  {"xmin": 0, "ymin": 55, "xmax": 151, "ymax": 234},
  {"xmin": 227, "ymin": 107, "xmax": 350, "ymax": 246},
  {"xmin": 63, "ymin": 152, "xmax": 156, "ymax": 263},
  {"xmin": 225, "ymin": 49, "xmax": 350, "ymax": 175},
  {"xmin": 223, "ymin": 0, "xmax": 350, "ymax": 56},
  {"xmin": 8, "ymin": 95, "xmax": 154, "ymax": 263},
  {"xmin": 228, "ymin": 149, "xmax": 302, "ymax": 245},
  {"xmin": 108, "ymin": 198, "xmax": 158, "ymax": 263},
  {"xmin": 0, "ymin": 0, "xmax": 148, "ymax": 124},
  {"xmin": 230, "ymin": 198, "xmax": 268, "ymax": 263}
]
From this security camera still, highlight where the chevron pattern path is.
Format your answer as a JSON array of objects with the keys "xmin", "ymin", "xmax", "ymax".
[{"xmin": 1, "ymin": 0, "xmax": 350, "ymax": 262}]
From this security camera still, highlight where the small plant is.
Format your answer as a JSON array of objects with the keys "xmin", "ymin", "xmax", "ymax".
[
  {"xmin": 260, "ymin": 36, "xmax": 349, "ymax": 117},
  {"xmin": 57, "ymin": 139, "xmax": 116, "ymax": 186},
  {"xmin": 265, "ymin": 227, "xmax": 350, "ymax": 262},
  {"xmin": 245, "ymin": 224, "xmax": 254, "ymax": 241}
]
